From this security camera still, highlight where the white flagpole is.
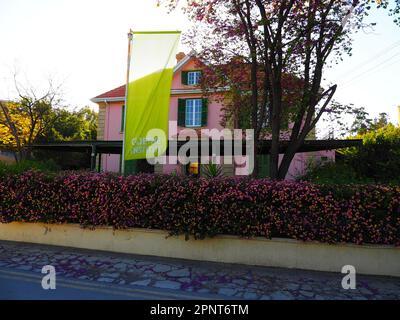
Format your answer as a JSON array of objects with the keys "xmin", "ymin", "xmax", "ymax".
[{"xmin": 121, "ymin": 30, "xmax": 133, "ymax": 175}]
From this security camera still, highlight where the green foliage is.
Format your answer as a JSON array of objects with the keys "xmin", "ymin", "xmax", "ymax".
[
  {"xmin": 38, "ymin": 106, "xmax": 97, "ymax": 142},
  {"xmin": 301, "ymin": 124, "xmax": 400, "ymax": 185},
  {"xmin": 341, "ymin": 124, "xmax": 400, "ymax": 184},
  {"xmin": 32, "ymin": 150, "xmax": 91, "ymax": 171},
  {"xmin": 32, "ymin": 106, "xmax": 97, "ymax": 170},
  {"xmin": 202, "ymin": 163, "xmax": 224, "ymax": 178},
  {"xmin": 1, "ymin": 96, "xmax": 97, "ymax": 170},
  {"xmin": 0, "ymin": 159, "xmax": 60, "ymax": 177},
  {"xmin": 349, "ymin": 109, "xmax": 389, "ymax": 135},
  {"xmin": 298, "ymin": 161, "xmax": 373, "ymax": 185}
]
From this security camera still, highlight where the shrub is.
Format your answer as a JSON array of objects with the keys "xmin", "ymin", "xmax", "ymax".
[
  {"xmin": 0, "ymin": 171, "xmax": 399, "ymax": 245},
  {"xmin": 0, "ymin": 159, "xmax": 60, "ymax": 177},
  {"xmin": 298, "ymin": 162, "xmax": 374, "ymax": 185},
  {"xmin": 341, "ymin": 124, "xmax": 400, "ymax": 184},
  {"xmin": 201, "ymin": 163, "xmax": 224, "ymax": 178}
]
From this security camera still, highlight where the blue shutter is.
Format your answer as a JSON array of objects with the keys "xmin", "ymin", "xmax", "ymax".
[
  {"xmin": 181, "ymin": 71, "xmax": 189, "ymax": 85},
  {"xmin": 178, "ymin": 99, "xmax": 186, "ymax": 127},
  {"xmin": 201, "ymin": 98, "xmax": 208, "ymax": 126}
]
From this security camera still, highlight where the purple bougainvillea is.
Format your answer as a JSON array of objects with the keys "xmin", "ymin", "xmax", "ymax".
[{"xmin": 0, "ymin": 171, "xmax": 399, "ymax": 245}]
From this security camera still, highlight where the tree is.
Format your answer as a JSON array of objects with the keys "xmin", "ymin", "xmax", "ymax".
[
  {"xmin": 163, "ymin": 0, "xmax": 400, "ymax": 179},
  {"xmin": 38, "ymin": 106, "xmax": 98, "ymax": 142},
  {"xmin": 349, "ymin": 108, "xmax": 389, "ymax": 135},
  {"xmin": 349, "ymin": 106, "xmax": 372, "ymax": 135},
  {"xmin": 372, "ymin": 112, "xmax": 389, "ymax": 130},
  {"xmin": 0, "ymin": 74, "xmax": 98, "ymax": 164},
  {"xmin": 0, "ymin": 77, "xmax": 62, "ymax": 162},
  {"xmin": 342, "ymin": 123, "xmax": 400, "ymax": 183},
  {"xmin": 32, "ymin": 107, "xmax": 98, "ymax": 170},
  {"xmin": 0, "ymin": 101, "xmax": 31, "ymax": 160}
]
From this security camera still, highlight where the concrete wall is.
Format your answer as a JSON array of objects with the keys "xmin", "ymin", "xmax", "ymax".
[{"xmin": 0, "ymin": 222, "xmax": 398, "ymax": 277}]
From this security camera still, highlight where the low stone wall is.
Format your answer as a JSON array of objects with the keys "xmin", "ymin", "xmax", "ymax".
[{"xmin": 0, "ymin": 222, "xmax": 398, "ymax": 277}]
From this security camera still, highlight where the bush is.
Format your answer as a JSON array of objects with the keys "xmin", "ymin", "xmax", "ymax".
[
  {"xmin": 298, "ymin": 162, "xmax": 374, "ymax": 185},
  {"xmin": 32, "ymin": 150, "xmax": 91, "ymax": 171},
  {"xmin": 0, "ymin": 171, "xmax": 399, "ymax": 245},
  {"xmin": 341, "ymin": 124, "xmax": 400, "ymax": 184},
  {"xmin": 0, "ymin": 159, "xmax": 60, "ymax": 177}
]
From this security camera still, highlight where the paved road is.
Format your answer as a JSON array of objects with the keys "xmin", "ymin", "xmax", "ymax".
[
  {"xmin": 0, "ymin": 268, "xmax": 218, "ymax": 300},
  {"xmin": 0, "ymin": 240, "xmax": 399, "ymax": 300}
]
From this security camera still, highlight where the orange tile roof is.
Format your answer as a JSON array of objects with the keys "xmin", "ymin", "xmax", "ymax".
[{"xmin": 93, "ymin": 84, "xmax": 126, "ymax": 100}]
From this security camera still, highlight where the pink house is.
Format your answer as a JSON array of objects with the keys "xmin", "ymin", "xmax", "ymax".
[{"xmin": 91, "ymin": 52, "xmax": 335, "ymax": 179}]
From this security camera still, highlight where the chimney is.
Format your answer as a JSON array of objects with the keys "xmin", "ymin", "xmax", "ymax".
[{"xmin": 176, "ymin": 52, "xmax": 186, "ymax": 63}]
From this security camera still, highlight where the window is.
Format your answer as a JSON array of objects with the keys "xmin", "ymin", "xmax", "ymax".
[
  {"xmin": 187, "ymin": 71, "xmax": 201, "ymax": 85},
  {"xmin": 185, "ymin": 99, "xmax": 202, "ymax": 127},
  {"xmin": 178, "ymin": 98, "xmax": 208, "ymax": 127}
]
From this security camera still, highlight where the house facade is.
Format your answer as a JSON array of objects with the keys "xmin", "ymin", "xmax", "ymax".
[{"xmin": 91, "ymin": 52, "xmax": 334, "ymax": 179}]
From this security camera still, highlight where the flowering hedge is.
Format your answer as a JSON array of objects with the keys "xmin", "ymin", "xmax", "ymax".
[{"xmin": 0, "ymin": 171, "xmax": 399, "ymax": 245}]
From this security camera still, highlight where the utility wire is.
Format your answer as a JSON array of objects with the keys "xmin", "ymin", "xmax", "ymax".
[
  {"xmin": 338, "ymin": 50, "xmax": 400, "ymax": 88},
  {"xmin": 341, "ymin": 56, "xmax": 400, "ymax": 89},
  {"xmin": 333, "ymin": 39, "xmax": 400, "ymax": 82}
]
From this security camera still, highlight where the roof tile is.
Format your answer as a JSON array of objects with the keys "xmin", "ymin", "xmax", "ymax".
[{"xmin": 93, "ymin": 85, "xmax": 126, "ymax": 100}]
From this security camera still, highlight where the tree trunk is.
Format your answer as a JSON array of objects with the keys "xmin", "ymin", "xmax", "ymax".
[
  {"xmin": 269, "ymin": 119, "xmax": 280, "ymax": 179},
  {"xmin": 277, "ymin": 143, "xmax": 299, "ymax": 180},
  {"xmin": 269, "ymin": 88, "xmax": 283, "ymax": 180},
  {"xmin": 251, "ymin": 137, "xmax": 260, "ymax": 178}
]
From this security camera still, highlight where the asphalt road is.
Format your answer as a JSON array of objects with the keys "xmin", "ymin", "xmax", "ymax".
[
  {"xmin": 0, "ymin": 268, "xmax": 216, "ymax": 300},
  {"xmin": 0, "ymin": 240, "xmax": 399, "ymax": 300}
]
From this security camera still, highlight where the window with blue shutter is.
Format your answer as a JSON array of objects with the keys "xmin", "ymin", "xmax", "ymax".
[
  {"xmin": 187, "ymin": 71, "xmax": 202, "ymax": 85},
  {"xmin": 178, "ymin": 98, "xmax": 208, "ymax": 128},
  {"xmin": 182, "ymin": 70, "xmax": 202, "ymax": 85},
  {"xmin": 185, "ymin": 99, "xmax": 202, "ymax": 127}
]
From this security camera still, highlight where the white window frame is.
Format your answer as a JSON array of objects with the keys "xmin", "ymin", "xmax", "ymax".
[
  {"xmin": 187, "ymin": 71, "xmax": 201, "ymax": 86},
  {"xmin": 185, "ymin": 99, "xmax": 202, "ymax": 127}
]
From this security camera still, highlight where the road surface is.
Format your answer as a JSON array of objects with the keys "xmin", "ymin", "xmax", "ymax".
[{"xmin": 0, "ymin": 240, "xmax": 399, "ymax": 300}]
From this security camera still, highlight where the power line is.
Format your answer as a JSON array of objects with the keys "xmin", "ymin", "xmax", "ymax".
[
  {"xmin": 341, "ymin": 56, "xmax": 400, "ymax": 89},
  {"xmin": 339, "ymin": 50, "xmax": 400, "ymax": 88},
  {"xmin": 333, "ymin": 39, "xmax": 400, "ymax": 82}
]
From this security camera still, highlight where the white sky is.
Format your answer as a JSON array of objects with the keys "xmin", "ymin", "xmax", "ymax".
[
  {"xmin": 0, "ymin": 0, "xmax": 399, "ymax": 130},
  {"xmin": 0, "ymin": 0, "xmax": 190, "ymax": 108},
  {"xmin": 322, "ymin": 8, "xmax": 400, "ymax": 130}
]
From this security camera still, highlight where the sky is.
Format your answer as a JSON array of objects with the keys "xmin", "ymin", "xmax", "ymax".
[
  {"xmin": 0, "ymin": 0, "xmax": 399, "ymax": 131},
  {"xmin": 321, "ymin": 7, "xmax": 400, "ymax": 130},
  {"xmin": 0, "ymin": 0, "xmax": 190, "ymax": 107}
]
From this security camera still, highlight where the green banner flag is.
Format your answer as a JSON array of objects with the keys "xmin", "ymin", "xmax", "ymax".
[{"xmin": 123, "ymin": 31, "xmax": 181, "ymax": 173}]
